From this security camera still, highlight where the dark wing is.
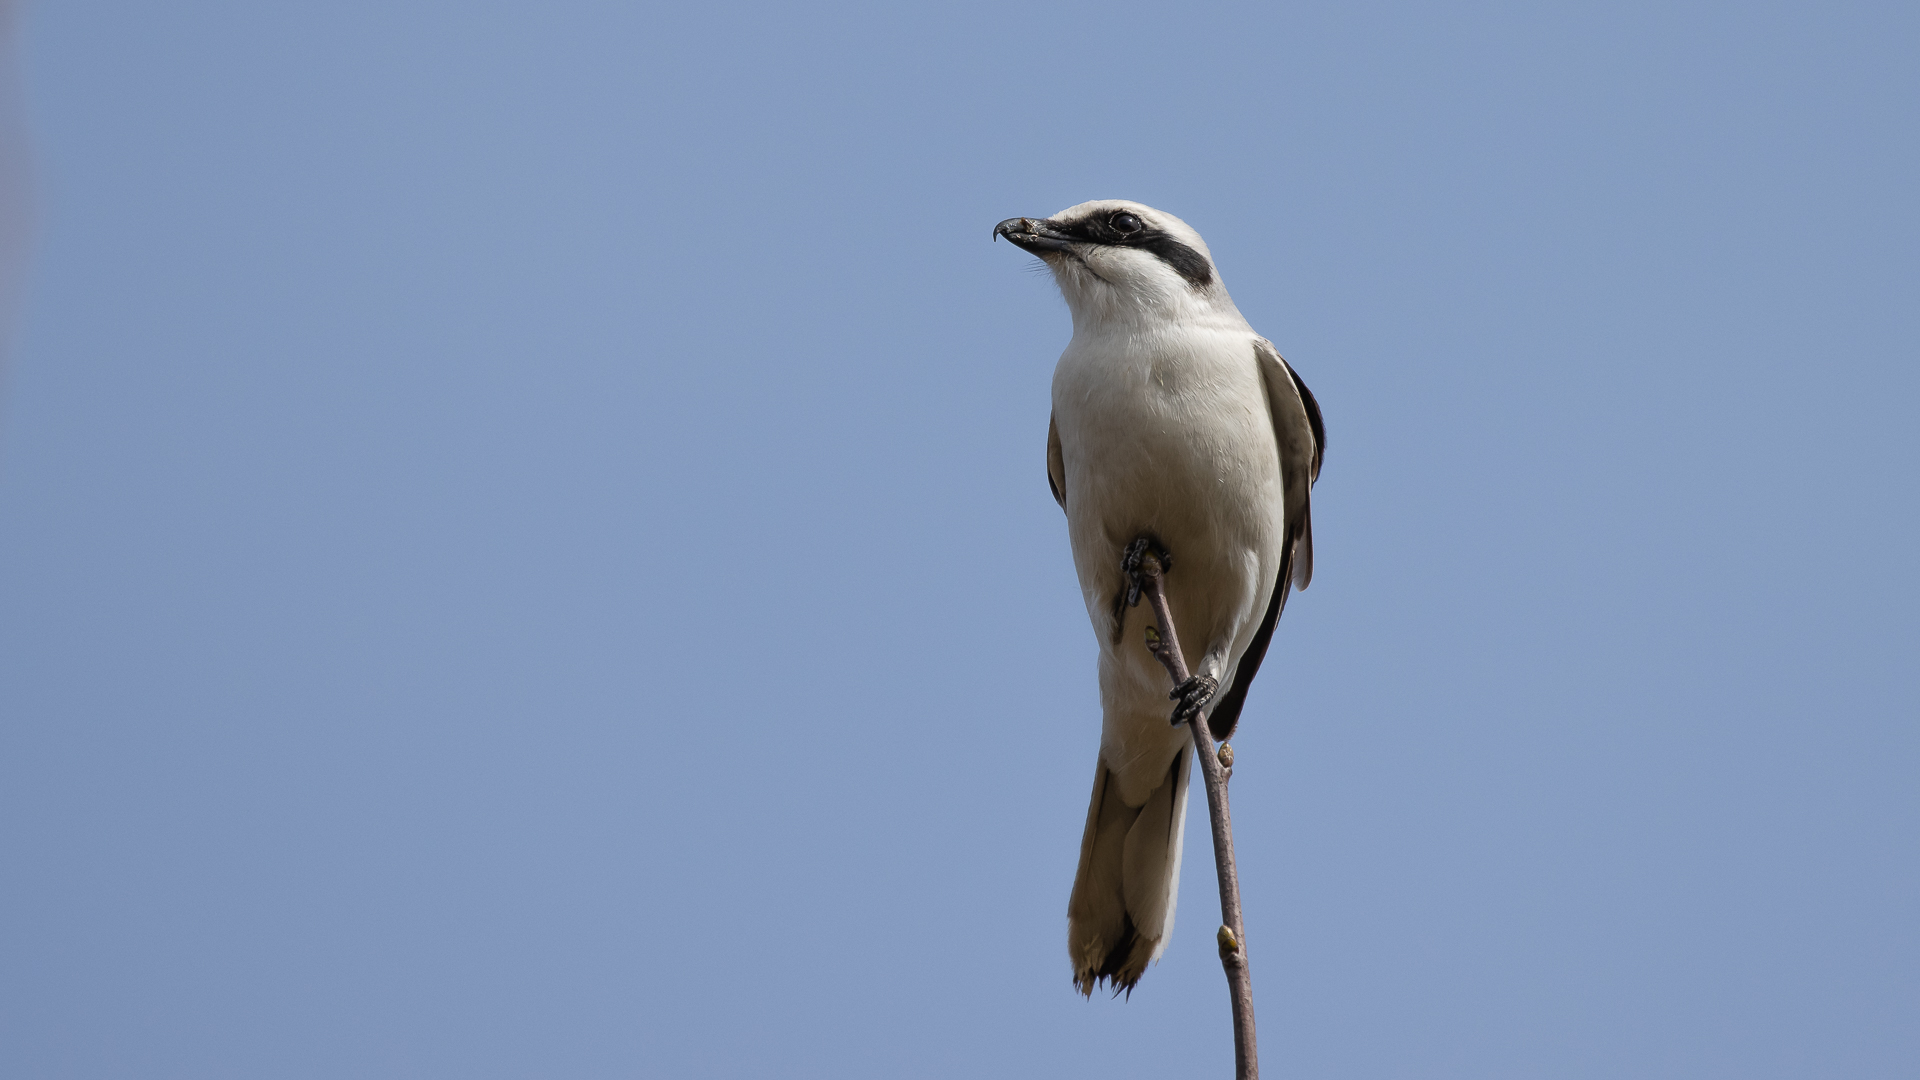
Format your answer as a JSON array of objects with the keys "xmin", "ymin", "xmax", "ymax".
[
  {"xmin": 1207, "ymin": 338, "xmax": 1323, "ymax": 740},
  {"xmin": 1046, "ymin": 410, "xmax": 1067, "ymax": 510}
]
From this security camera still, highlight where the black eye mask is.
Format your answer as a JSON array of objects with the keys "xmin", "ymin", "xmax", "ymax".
[{"xmin": 1060, "ymin": 214, "xmax": 1214, "ymax": 288}]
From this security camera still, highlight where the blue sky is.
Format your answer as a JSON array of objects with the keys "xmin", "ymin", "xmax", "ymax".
[{"xmin": 1, "ymin": 2, "xmax": 1915, "ymax": 1077}]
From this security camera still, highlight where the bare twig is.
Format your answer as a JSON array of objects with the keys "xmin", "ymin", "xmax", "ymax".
[{"xmin": 1134, "ymin": 547, "xmax": 1258, "ymax": 1080}]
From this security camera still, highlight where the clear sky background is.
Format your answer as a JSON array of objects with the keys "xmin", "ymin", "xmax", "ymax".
[{"xmin": 1, "ymin": 2, "xmax": 1915, "ymax": 1077}]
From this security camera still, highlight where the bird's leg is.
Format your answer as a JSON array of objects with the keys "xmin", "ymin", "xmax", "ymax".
[
  {"xmin": 1170, "ymin": 673, "xmax": 1219, "ymax": 725},
  {"xmin": 1121, "ymin": 536, "xmax": 1173, "ymax": 610},
  {"xmin": 1172, "ymin": 644, "xmax": 1228, "ymax": 726},
  {"xmin": 1125, "ymin": 537, "xmax": 1213, "ymax": 724}
]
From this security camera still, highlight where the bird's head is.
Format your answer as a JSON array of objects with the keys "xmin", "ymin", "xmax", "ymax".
[{"xmin": 993, "ymin": 200, "xmax": 1241, "ymax": 329}]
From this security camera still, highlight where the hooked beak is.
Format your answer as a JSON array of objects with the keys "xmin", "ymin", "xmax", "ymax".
[{"xmin": 993, "ymin": 216, "xmax": 1075, "ymax": 253}]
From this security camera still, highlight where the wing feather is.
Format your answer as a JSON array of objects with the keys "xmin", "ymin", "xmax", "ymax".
[
  {"xmin": 1047, "ymin": 410, "xmax": 1067, "ymax": 510},
  {"xmin": 1207, "ymin": 339, "xmax": 1322, "ymax": 740}
]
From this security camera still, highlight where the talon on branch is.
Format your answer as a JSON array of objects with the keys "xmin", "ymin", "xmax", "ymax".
[
  {"xmin": 1121, "ymin": 536, "xmax": 1171, "ymax": 609},
  {"xmin": 1170, "ymin": 674, "xmax": 1218, "ymax": 725}
]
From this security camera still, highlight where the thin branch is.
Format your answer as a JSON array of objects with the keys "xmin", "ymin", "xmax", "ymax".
[{"xmin": 1134, "ymin": 547, "xmax": 1259, "ymax": 1080}]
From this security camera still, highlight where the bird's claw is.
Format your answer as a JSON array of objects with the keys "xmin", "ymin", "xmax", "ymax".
[
  {"xmin": 1169, "ymin": 674, "xmax": 1217, "ymax": 725},
  {"xmin": 1121, "ymin": 537, "xmax": 1172, "ymax": 608}
]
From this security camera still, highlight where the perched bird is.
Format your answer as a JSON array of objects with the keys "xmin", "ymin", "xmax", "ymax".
[{"xmin": 995, "ymin": 201, "xmax": 1324, "ymax": 996}]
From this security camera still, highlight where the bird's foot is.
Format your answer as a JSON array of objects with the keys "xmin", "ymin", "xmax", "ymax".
[
  {"xmin": 1169, "ymin": 674, "xmax": 1218, "ymax": 725},
  {"xmin": 1121, "ymin": 537, "xmax": 1172, "ymax": 609}
]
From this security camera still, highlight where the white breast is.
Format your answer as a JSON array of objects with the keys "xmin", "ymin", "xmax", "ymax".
[
  {"xmin": 1052, "ymin": 320, "xmax": 1287, "ymax": 792},
  {"xmin": 1053, "ymin": 321, "xmax": 1285, "ymax": 581}
]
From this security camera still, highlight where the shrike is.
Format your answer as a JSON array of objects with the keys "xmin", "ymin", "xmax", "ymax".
[{"xmin": 995, "ymin": 201, "xmax": 1324, "ymax": 996}]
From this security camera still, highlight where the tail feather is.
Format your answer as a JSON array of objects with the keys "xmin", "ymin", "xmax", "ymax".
[{"xmin": 1067, "ymin": 750, "xmax": 1192, "ymax": 995}]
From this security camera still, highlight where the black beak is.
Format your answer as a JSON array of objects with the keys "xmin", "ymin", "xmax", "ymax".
[{"xmin": 993, "ymin": 216, "xmax": 1075, "ymax": 253}]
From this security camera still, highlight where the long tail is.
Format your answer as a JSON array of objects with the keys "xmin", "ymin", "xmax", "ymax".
[{"xmin": 1067, "ymin": 750, "xmax": 1193, "ymax": 996}]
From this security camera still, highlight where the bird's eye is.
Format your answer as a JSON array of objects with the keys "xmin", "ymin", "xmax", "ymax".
[{"xmin": 1110, "ymin": 212, "xmax": 1142, "ymax": 234}]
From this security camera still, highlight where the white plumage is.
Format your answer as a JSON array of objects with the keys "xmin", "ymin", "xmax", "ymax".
[{"xmin": 996, "ymin": 201, "xmax": 1323, "ymax": 995}]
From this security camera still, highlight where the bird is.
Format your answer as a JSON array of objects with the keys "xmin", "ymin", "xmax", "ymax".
[{"xmin": 994, "ymin": 201, "xmax": 1323, "ymax": 996}]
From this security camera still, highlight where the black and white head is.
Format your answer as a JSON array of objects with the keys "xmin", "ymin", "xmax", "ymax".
[{"xmin": 993, "ymin": 200, "xmax": 1242, "ymax": 327}]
